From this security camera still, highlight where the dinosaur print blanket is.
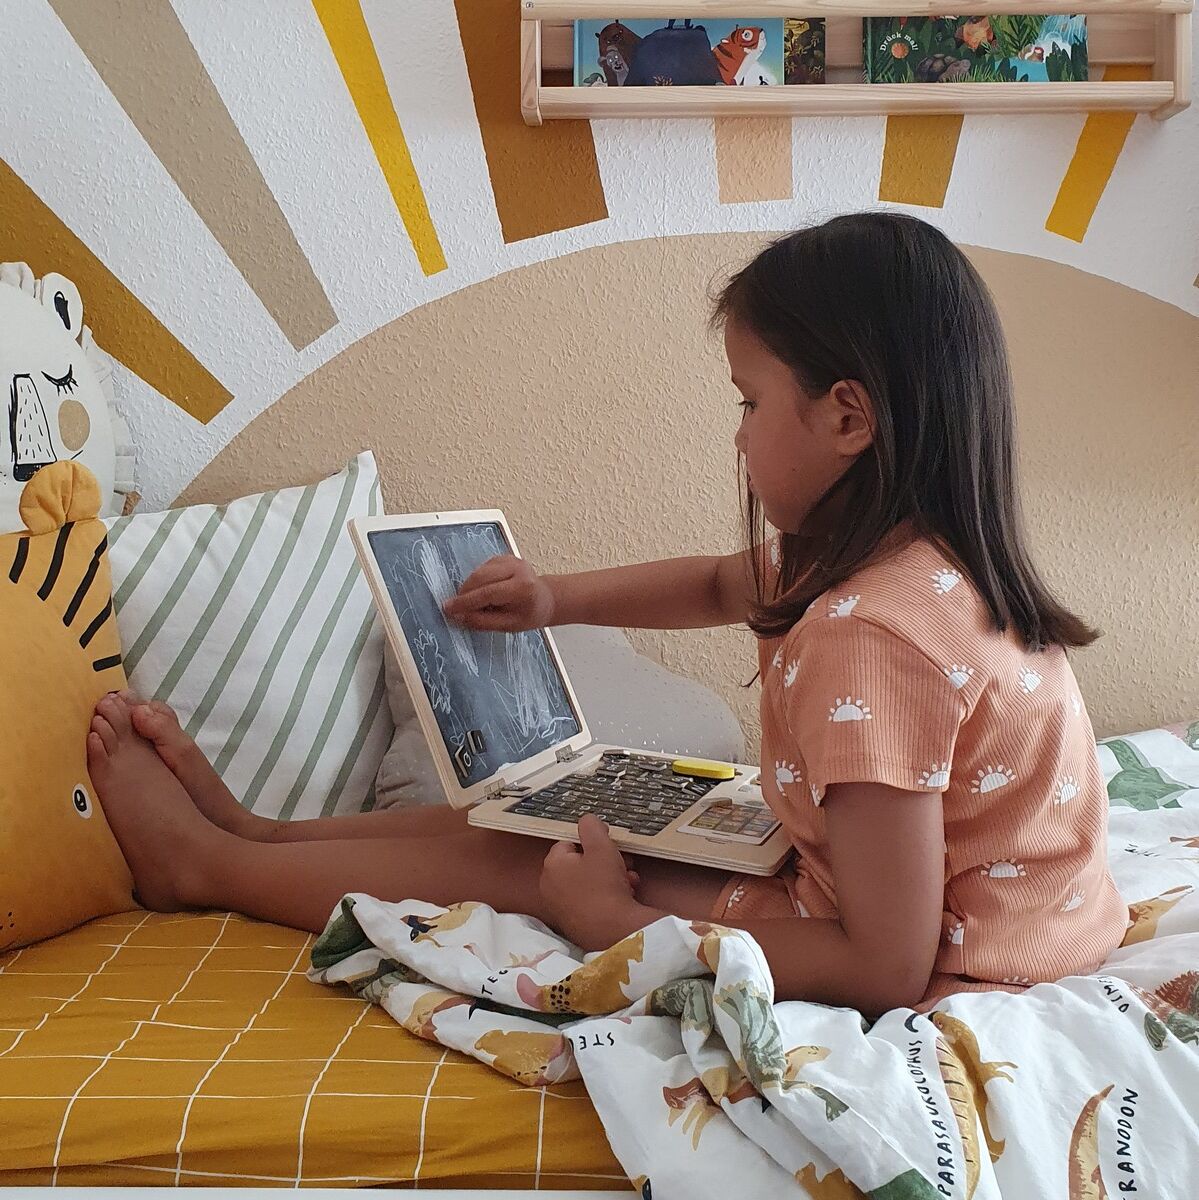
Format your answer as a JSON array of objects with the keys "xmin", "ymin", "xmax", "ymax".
[{"xmin": 310, "ymin": 809, "xmax": 1199, "ymax": 1199}]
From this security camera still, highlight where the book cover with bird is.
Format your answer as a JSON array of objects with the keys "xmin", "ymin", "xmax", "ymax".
[
  {"xmin": 863, "ymin": 15, "xmax": 1088, "ymax": 84},
  {"xmin": 574, "ymin": 18, "xmax": 787, "ymax": 88}
]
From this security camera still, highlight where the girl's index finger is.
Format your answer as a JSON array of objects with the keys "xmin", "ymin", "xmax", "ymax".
[
  {"xmin": 457, "ymin": 555, "xmax": 518, "ymax": 594},
  {"xmin": 444, "ymin": 579, "xmax": 517, "ymax": 616}
]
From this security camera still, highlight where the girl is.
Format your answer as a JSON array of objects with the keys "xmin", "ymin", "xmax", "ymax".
[{"xmin": 89, "ymin": 213, "xmax": 1125, "ymax": 1017}]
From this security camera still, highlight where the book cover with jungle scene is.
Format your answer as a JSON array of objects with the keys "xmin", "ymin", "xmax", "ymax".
[{"xmin": 864, "ymin": 15, "xmax": 1088, "ymax": 83}]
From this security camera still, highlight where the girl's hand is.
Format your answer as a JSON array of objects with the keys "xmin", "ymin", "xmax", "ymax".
[
  {"xmin": 442, "ymin": 555, "xmax": 556, "ymax": 632},
  {"xmin": 540, "ymin": 815, "xmax": 648, "ymax": 950}
]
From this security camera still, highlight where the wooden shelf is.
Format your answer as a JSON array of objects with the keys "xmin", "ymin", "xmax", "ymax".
[
  {"xmin": 538, "ymin": 80, "xmax": 1175, "ymax": 117},
  {"xmin": 520, "ymin": 2, "xmax": 1192, "ymax": 122}
]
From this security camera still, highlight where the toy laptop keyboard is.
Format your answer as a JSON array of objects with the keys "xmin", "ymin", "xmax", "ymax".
[{"xmin": 503, "ymin": 750, "xmax": 781, "ymax": 845}]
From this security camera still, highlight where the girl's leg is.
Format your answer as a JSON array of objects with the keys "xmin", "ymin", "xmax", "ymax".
[
  {"xmin": 103, "ymin": 694, "xmax": 465, "ymax": 842},
  {"xmin": 88, "ymin": 701, "xmax": 726, "ymax": 937}
]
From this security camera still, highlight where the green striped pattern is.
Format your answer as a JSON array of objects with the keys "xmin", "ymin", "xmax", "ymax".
[{"xmin": 104, "ymin": 453, "xmax": 391, "ymax": 821}]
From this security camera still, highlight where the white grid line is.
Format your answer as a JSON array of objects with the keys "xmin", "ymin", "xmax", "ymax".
[
  {"xmin": 0, "ymin": 946, "xmax": 27, "ymax": 972},
  {"xmin": 294, "ymin": 1003, "xmax": 371, "ymax": 1184},
  {"xmin": 169, "ymin": 933, "xmax": 313, "ymax": 1185},
  {"xmin": 1, "ymin": 1092, "xmax": 480, "ymax": 1101},
  {"xmin": 411, "ymin": 1048, "xmax": 449, "ymax": 1189},
  {"xmin": 49, "ymin": 912, "xmax": 234, "ymax": 1185},
  {"xmin": 110, "ymin": 1160, "xmax": 630, "ymax": 1185},
  {"xmin": 535, "ymin": 1084, "xmax": 547, "ymax": 1188},
  {"xmin": 0, "ymin": 911, "xmax": 153, "ymax": 1059}
]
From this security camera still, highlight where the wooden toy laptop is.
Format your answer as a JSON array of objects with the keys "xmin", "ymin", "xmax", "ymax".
[{"xmin": 350, "ymin": 509, "xmax": 791, "ymax": 874}]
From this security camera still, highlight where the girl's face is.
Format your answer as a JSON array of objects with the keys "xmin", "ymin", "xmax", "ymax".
[{"xmin": 726, "ymin": 317, "xmax": 873, "ymax": 534}]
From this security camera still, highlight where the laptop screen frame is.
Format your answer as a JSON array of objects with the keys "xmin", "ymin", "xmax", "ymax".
[{"xmin": 349, "ymin": 509, "xmax": 592, "ymax": 809}]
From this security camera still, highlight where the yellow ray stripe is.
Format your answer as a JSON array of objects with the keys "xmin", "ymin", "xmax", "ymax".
[
  {"xmin": 312, "ymin": 0, "xmax": 446, "ymax": 275},
  {"xmin": 0, "ymin": 158, "xmax": 232, "ymax": 424},
  {"xmin": 716, "ymin": 118, "xmax": 793, "ymax": 204},
  {"xmin": 1046, "ymin": 66, "xmax": 1151, "ymax": 243},
  {"xmin": 878, "ymin": 115, "xmax": 964, "ymax": 208}
]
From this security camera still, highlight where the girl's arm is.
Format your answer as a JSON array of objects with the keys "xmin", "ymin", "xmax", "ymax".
[
  {"xmin": 550, "ymin": 551, "xmax": 755, "ymax": 629},
  {"xmin": 445, "ymin": 550, "xmax": 755, "ymax": 632}
]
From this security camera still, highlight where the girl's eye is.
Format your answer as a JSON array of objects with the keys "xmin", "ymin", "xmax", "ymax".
[
  {"xmin": 42, "ymin": 365, "xmax": 77, "ymax": 395},
  {"xmin": 738, "ymin": 400, "xmax": 756, "ymax": 413}
]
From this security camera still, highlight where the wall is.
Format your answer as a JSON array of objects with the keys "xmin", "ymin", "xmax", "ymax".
[{"xmin": 3, "ymin": 0, "xmax": 1197, "ymax": 741}]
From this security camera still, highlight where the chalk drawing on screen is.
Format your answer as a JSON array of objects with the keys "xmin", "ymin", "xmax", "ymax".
[
  {"xmin": 368, "ymin": 523, "xmax": 582, "ymax": 788},
  {"xmin": 415, "ymin": 535, "xmax": 479, "ymax": 677}
]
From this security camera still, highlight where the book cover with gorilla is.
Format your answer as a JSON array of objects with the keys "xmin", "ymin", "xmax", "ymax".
[
  {"xmin": 575, "ymin": 18, "xmax": 824, "ymax": 88},
  {"xmin": 864, "ymin": 15, "xmax": 1088, "ymax": 83}
]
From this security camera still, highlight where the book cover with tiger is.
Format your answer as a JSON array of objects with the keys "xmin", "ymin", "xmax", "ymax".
[{"xmin": 574, "ymin": 18, "xmax": 789, "ymax": 88}]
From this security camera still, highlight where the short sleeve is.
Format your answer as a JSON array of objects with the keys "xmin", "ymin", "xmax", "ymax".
[{"xmin": 781, "ymin": 616, "xmax": 966, "ymax": 800}]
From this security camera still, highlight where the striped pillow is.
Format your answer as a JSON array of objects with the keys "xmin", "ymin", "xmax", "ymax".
[{"xmin": 104, "ymin": 452, "xmax": 391, "ymax": 821}]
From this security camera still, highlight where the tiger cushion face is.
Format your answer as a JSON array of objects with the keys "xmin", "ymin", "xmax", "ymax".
[{"xmin": 0, "ymin": 461, "xmax": 133, "ymax": 951}]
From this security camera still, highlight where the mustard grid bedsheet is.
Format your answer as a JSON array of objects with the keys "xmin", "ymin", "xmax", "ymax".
[{"xmin": 0, "ymin": 909, "xmax": 624, "ymax": 1188}]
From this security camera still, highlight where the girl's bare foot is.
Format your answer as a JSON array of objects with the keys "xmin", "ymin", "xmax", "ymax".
[
  {"xmin": 88, "ymin": 695, "xmax": 233, "ymax": 913},
  {"xmin": 118, "ymin": 694, "xmax": 275, "ymax": 842}
]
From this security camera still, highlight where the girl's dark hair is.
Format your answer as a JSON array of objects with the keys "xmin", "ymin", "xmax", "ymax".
[{"xmin": 714, "ymin": 212, "xmax": 1096, "ymax": 650}]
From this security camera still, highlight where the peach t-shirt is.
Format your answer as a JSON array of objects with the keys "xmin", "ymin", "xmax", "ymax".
[{"xmin": 757, "ymin": 536, "xmax": 1125, "ymax": 998}]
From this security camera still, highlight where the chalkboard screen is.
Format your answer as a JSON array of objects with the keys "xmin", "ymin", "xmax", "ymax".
[{"xmin": 367, "ymin": 523, "xmax": 582, "ymax": 788}]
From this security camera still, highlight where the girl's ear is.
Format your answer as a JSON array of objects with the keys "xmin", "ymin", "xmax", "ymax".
[{"xmin": 828, "ymin": 379, "xmax": 875, "ymax": 456}]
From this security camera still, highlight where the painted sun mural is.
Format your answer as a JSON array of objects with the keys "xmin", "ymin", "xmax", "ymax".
[{"xmin": 0, "ymin": 0, "xmax": 1194, "ymax": 508}]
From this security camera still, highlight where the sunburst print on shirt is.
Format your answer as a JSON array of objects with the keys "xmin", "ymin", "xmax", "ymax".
[
  {"xmin": 943, "ymin": 663, "xmax": 974, "ymax": 689},
  {"xmin": 829, "ymin": 697, "xmax": 872, "ymax": 722},
  {"xmin": 775, "ymin": 761, "xmax": 800, "ymax": 791},
  {"xmin": 1018, "ymin": 666, "xmax": 1043, "ymax": 694},
  {"xmin": 827, "ymin": 594, "xmax": 860, "ymax": 618},
  {"xmin": 981, "ymin": 859, "xmax": 1027, "ymax": 879},
  {"xmin": 919, "ymin": 762, "xmax": 951, "ymax": 789},
  {"xmin": 972, "ymin": 765, "xmax": 1015, "ymax": 794},
  {"xmin": 932, "ymin": 567, "xmax": 963, "ymax": 595},
  {"xmin": 1055, "ymin": 775, "xmax": 1079, "ymax": 805}
]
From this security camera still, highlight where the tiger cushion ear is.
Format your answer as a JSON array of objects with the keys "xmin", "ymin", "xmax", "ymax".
[{"xmin": 36, "ymin": 272, "xmax": 85, "ymax": 342}]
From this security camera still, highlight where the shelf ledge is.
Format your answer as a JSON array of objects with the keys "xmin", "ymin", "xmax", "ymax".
[{"xmin": 538, "ymin": 81, "xmax": 1177, "ymax": 119}]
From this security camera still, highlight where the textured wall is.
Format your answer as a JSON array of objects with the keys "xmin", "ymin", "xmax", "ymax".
[
  {"xmin": 3, "ymin": 4, "xmax": 1195, "ymax": 513},
  {"xmin": 185, "ymin": 234, "xmax": 1199, "ymax": 743}
]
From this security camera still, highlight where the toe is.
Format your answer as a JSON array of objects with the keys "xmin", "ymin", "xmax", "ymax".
[
  {"xmin": 91, "ymin": 714, "xmax": 118, "ymax": 755},
  {"xmin": 86, "ymin": 730, "xmax": 108, "ymax": 775},
  {"xmin": 132, "ymin": 701, "xmax": 183, "ymax": 745},
  {"xmin": 96, "ymin": 692, "xmax": 134, "ymax": 736}
]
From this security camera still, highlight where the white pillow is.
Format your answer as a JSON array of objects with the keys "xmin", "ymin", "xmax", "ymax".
[{"xmin": 105, "ymin": 452, "xmax": 392, "ymax": 821}]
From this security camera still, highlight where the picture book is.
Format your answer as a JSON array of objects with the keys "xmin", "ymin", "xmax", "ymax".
[
  {"xmin": 784, "ymin": 18, "xmax": 826, "ymax": 84},
  {"xmin": 863, "ymin": 15, "xmax": 1089, "ymax": 83},
  {"xmin": 574, "ymin": 18, "xmax": 785, "ymax": 87}
]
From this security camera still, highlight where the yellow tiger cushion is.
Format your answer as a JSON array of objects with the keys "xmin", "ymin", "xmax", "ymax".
[{"xmin": 0, "ymin": 462, "xmax": 133, "ymax": 949}]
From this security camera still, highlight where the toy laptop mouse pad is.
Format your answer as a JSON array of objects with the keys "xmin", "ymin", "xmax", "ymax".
[{"xmin": 351, "ymin": 511, "xmax": 790, "ymax": 875}]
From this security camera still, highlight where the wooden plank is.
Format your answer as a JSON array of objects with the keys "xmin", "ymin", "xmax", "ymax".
[
  {"xmin": 537, "ymin": 80, "xmax": 1174, "ymax": 118},
  {"xmin": 541, "ymin": 15, "xmax": 1158, "ymax": 69},
  {"xmin": 1153, "ymin": 11, "xmax": 1192, "ymax": 116},
  {"xmin": 525, "ymin": 0, "xmax": 1193, "ymax": 20}
]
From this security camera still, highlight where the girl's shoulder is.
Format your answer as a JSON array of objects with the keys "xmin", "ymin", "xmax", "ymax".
[{"xmin": 785, "ymin": 537, "xmax": 1005, "ymax": 667}]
